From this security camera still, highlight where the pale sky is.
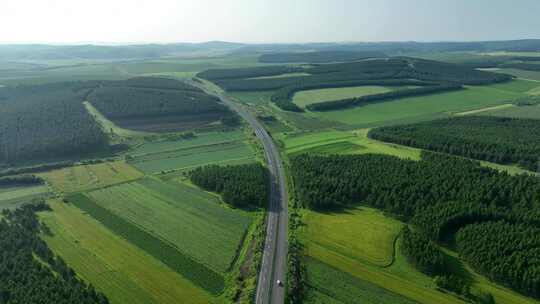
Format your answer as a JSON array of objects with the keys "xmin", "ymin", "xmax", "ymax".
[{"xmin": 1, "ymin": 0, "xmax": 539, "ymax": 44}]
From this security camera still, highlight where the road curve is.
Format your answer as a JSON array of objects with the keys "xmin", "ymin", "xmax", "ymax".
[{"xmin": 190, "ymin": 79, "xmax": 288, "ymax": 304}]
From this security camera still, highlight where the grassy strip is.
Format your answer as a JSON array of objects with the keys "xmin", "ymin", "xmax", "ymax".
[{"xmin": 68, "ymin": 193, "xmax": 225, "ymax": 295}]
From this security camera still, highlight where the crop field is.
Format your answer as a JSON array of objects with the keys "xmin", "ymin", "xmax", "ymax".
[
  {"xmin": 302, "ymin": 207, "xmax": 465, "ymax": 304},
  {"xmin": 309, "ymin": 82, "xmax": 527, "ymax": 128},
  {"xmin": 305, "ymin": 207, "xmax": 403, "ymax": 267},
  {"xmin": 40, "ymin": 199, "xmax": 212, "ymax": 304},
  {"xmin": 279, "ymin": 129, "xmax": 421, "ymax": 160},
  {"xmin": 85, "ymin": 177, "xmax": 253, "ymax": 274},
  {"xmin": 128, "ymin": 135, "xmax": 256, "ymax": 174},
  {"xmin": 39, "ymin": 161, "xmax": 143, "ymax": 193},
  {"xmin": 0, "ymin": 185, "xmax": 50, "ymax": 209},
  {"xmin": 305, "ymin": 257, "xmax": 417, "ymax": 304},
  {"xmin": 129, "ymin": 131, "xmax": 246, "ymax": 156},
  {"xmin": 292, "ymin": 85, "xmax": 393, "ymax": 108},
  {"xmin": 69, "ymin": 193, "xmax": 225, "ymax": 294}
]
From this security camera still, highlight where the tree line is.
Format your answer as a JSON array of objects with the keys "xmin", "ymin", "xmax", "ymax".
[
  {"xmin": 290, "ymin": 151, "xmax": 540, "ymax": 298},
  {"xmin": 0, "ymin": 202, "xmax": 109, "ymax": 304},
  {"xmin": 189, "ymin": 163, "xmax": 269, "ymax": 208},
  {"xmin": 198, "ymin": 57, "xmax": 512, "ymax": 111},
  {"xmin": 369, "ymin": 116, "xmax": 540, "ymax": 171},
  {"xmin": 258, "ymin": 50, "xmax": 386, "ymax": 63}
]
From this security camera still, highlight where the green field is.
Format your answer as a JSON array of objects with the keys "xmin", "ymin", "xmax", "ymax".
[
  {"xmin": 309, "ymin": 81, "xmax": 531, "ymax": 128},
  {"xmin": 292, "ymin": 86, "xmax": 392, "ymax": 108},
  {"xmin": 126, "ymin": 129, "xmax": 256, "ymax": 174},
  {"xmin": 85, "ymin": 178, "xmax": 253, "ymax": 274},
  {"xmin": 40, "ymin": 199, "xmax": 213, "ymax": 304},
  {"xmin": 39, "ymin": 161, "xmax": 144, "ymax": 193},
  {"xmin": 129, "ymin": 131, "xmax": 246, "ymax": 156},
  {"xmin": 69, "ymin": 192, "xmax": 225, "ymax": 294},
  {"xmin": 0, "ymin": 185, "xmax": 50, "ymax": 209},
  {"xmin": 305, "ymin": 257, "xmax": 417, "ymax": 304},
  {"xmin": 279, "ymin": 129, "xmax": 421, "ymax": 160},
  {"xmin": 129, "ymin": 141, "xmax": 255, "ymax": 173}
]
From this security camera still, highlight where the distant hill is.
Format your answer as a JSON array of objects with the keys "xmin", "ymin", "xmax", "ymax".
[
  {"xmin": 259, "ymin": 50, "xmax": 387, "ymax": 63},
  {"xmin": 0, "ymin": 41, "xmax": 245, "ymax": 61}
]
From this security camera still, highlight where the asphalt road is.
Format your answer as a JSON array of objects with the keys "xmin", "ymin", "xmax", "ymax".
[{"xmin": 191, "ymin": 80, "xmax": 288, "ymax": 304}]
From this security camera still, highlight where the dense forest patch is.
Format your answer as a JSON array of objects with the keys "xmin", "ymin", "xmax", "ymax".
[
  {"xmin": 198, "ymin": 57, "xmax": 512, "ymax": 111},
  {"xmin": 369, "ymin": 116, "xmax": 540, "ymax": 171},
  {"xmin": 0, "ymin": 82, "xmax": 107, "ymax": 163},
  {"xmin": 88, "ymin": 77, "xmax": 239, "ymax": 132},
  {"xmin": 0, "ymin": 202, "xmax": 109, "ymax": 304},
  {"xmin": 190, "ymin": 163, "xmax": 269, "ymax": 208},
  {"xmin": 290, "ymin": 152, "xmax": 540, "ymax": 298}
]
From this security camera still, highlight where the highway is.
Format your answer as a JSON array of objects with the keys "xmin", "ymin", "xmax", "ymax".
[{"xmin": 190, "ymin": 79, "xmax": 288, "ymax": 304}]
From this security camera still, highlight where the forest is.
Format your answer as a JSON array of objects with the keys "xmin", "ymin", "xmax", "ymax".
[
  {"xmin": 369, "ymin": 116, "xmax": 540, "ymax": 171},
  {"xmin": 290, "ymin": 152, "xmax": 540, "ymax": 298},
  {"xmin": 0, "ymin": 202, "xmax": 109, "ymax": 304},
  {"xmin": 0, "ymin": 82, "xmax": 107, "ymax": 164},
  {"xmin": 198, "ymin": 57, "xmax": 512, "ymax": 111},
  {"xmin": 189, "ymin": 163, "xmax": 269, "ymax": 208},
  {"xmin": 0, "ymin": 77, "xmax": 236, "ymax": 164}
]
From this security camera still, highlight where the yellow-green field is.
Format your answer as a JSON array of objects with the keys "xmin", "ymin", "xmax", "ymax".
[
  {"xmin": 40, "ymin": 200, "xmax": 212, "ymax": 304},
  {"xmin": 302, "ymin": 205, "xmax": 540, "ymax": 304},
  {"xmin": 305, "ymin": 207, "xmax": 402, "ymax": 267},
  {"xmin": 0, "ymin": 184, "xmax": 50, "ymax": 209},
  {"xmin": 292, "ymin": 85, "xmax": 392, "ymax": 108},
  {"xmin": 302, "ymin": 207, "xmax": 465, "ymax": 304},
  {"xmin": 278, "ymin": 129, "xmax": 421, "ymax": 160},
  {"xmin": 39, "ymin": 161, "xmax": 143, "ymax": 193}
]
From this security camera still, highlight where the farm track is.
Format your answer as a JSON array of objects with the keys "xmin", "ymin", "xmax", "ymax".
[{"xmin": 191, "ymin": 79, "xmax": 288, "ymax": 304}]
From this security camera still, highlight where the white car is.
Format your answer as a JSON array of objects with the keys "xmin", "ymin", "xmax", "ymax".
[{"xmin": 276, "ymin": 280, "xmax": 283, "ymax": 287}]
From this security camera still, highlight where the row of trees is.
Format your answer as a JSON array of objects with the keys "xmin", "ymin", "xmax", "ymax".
[
  {"xmin": 290, "ymin": 151, "xmax": 540, "ymax": 297},
  {"xmin": 0, "ymin": 174, "xmax": 42, "ymax": 186},
  {"xmin": 306, "ymin": 84, "xmax": 463, "ymax": 111},
  {"xmin": 369, "ymin": 116, "xmax": 540, "ymax": 171},
  {"xmin": 258, "ymin": 50, "xmax": 386, "ymax": 63},
  {"xmin": 189, "ymin": 163, "xmax": 269, "ymax": 208},
  {"xmin": 197, "ymin": 66, "xmax": 303, "ymax": 81},
  {"xmin": 0, "ymin": 202, "xmax": 109, "ymax": 303}
]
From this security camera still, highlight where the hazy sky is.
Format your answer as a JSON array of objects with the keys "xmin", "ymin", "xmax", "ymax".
[{"xmin": 1, "ymin": 0, "xmax": 539, "ymax": 44}]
